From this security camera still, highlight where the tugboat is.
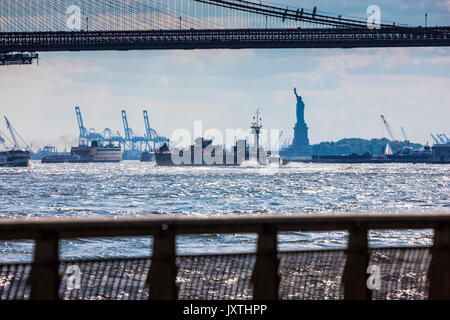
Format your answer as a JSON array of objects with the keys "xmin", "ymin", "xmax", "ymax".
[
  {"xmin": 0, "ymin": 117, "xmax": 30, "ymax": 167},
  {"xmin": 155, "ymin": 110, "xmax": 279, "ymax": 167}
]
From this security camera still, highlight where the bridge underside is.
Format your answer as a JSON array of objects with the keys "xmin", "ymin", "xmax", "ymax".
[{"xmin": 1, "ymin": 27, "xmax": 449, "ymax": 53}]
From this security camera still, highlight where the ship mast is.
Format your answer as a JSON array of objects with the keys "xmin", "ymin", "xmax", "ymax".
[{"xmin": 251, "ymin": 109, "xmax": 263, "ymax": 162}]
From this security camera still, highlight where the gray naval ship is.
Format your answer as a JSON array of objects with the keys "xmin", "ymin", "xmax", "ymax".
[
  {"xmin": 279, "ymin": 88, "xmax": 313, "ymax": 161},
  {"xmin": 155, "ymin": 110, "xmax": 279, "ymax": 166}
]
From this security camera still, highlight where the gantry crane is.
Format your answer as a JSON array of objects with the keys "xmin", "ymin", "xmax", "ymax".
[
  {"xmin": 75, "ymin": 106, "xmax": 88, "ymax": 146},
  {"xmin": 143, "ymin": 110, "xmax": 168, "ymax": 152},
  {"xmin": 442, "ymin": 134, "xmax": 450, "ymax": 143},
  {"xmin": 437, "ymin": 134, "xmax": 446, "ymax": 144},
  {"xmin": 75, "ymin": 106, "xmax": 103, "ymax": 146},
  {"xmin": 121, "ymin": 110, "xmax": 134, "ymax": 151},
  {"xmin": 430, "ymin": 134, "xmax": 440, "ymax": 145},
  {"xmin": 73, "ymin": 106, "xmax": 166, "ymax": 157}
]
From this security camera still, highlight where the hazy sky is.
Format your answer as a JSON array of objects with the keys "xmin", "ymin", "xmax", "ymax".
[{"xmin": 0, "ymin": 0, "xmax": 449, "ymax": 150}]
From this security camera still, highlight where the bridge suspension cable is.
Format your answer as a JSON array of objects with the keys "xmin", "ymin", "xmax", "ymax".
[
  {"xmin": 0, "ymin": 0, "xmax": 407, "ymax": 33},
  {"xmin": 193, "ymin": 0, "xmax": 400, "ymax": 28},
  {"xmin": 0, "ymin": 0, "xmax": 448, "ymax": 59}
]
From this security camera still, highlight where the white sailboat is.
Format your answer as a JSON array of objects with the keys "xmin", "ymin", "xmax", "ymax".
[{"xmin": 384, "ymin": 143, "xmax": 393, "ymax": 156}]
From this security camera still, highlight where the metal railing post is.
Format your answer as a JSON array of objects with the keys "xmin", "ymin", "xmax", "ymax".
[
  {"xmin": 148, "ymin": 225, "xmax": 178, "ymax": 300},
  {"xmin": 428, "ymin": 223, "xmax": 450, "ymax": 300},
  {"xmin": 252, "ymin": 225, "xmax": 279, "ymax": 300},
  {"xmin": 29, "ymin": 231, "xmax": 60, "ymax": 300},
  {"xmin": 342, "ymin": 224, "xmax": 370, "ymax": 300}
]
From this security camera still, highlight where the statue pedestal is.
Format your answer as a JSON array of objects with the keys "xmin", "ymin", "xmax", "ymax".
[{"xmin": 293, "ymin": 123, "xmax": 310, "ymax": 146}]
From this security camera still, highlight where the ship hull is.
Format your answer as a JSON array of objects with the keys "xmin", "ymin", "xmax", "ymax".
[
  {"xmin": 140, "ymin": 152, "xmax": 155, "ymax": 162},
  {"xmin": 0, "ymin": 150, "xmax": 30, "ymax": 167},
  {"xmin": 155, "ymin": 151, "xmax": 249, "ymax": 167},
  {"xmin": 283, "ymin": 154, "xmax": 448, "ymax": 164},
  {"xmin": 41, "ymin": 155, "xmax": 89, "ymax": 163}
]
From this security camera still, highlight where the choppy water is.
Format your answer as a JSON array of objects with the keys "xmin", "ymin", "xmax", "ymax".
[{"xmin": 0, "ymin": 161, "xmax": 448, "ymax": 262}]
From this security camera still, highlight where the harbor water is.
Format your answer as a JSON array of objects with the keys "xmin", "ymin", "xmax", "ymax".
[{"xmin": 0, "ymin": 161, "xmax": 448, "ymax": 262}]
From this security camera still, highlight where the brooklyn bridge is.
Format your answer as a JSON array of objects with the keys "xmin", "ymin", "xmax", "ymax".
[{"xmin": 0, "ymin": 0, "xmax": 449, "ymax": 65}]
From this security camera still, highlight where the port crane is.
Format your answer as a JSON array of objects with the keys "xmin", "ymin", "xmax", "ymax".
[
  {"xmin": 74, "ymin": 106, "xmax": 167, "ymax": 158},
  {"xmin": 380, "ymin": 115, "xmax": 400, "ymax": 153},
  {"xmin": 121, "ymin": 109, "xmax": 168, "ymax": 154},
  {"xmin": 75, "ymin": 106, "xmax": 104, "ymax": 146},
  {"xmin": 121, "ymin": 110, "xmax": 134, "ymax": 151},
  {"xmin": 430, "ymin": 134, "xmax": 440, "ymax": 144},
  {"xmin": 442, "ymin": 134, "xmax": 450, "ymax": 143},
  {"xmin": 437, "ymin": 134, "xmax": 447, "ymax": 144},
  {"xmin": 143, "ymin": 110, "xmax": 153, "ymax": 151},
  {"xmin": 75, "ymin": 106, "xmax": 89, "ymax": 146},
  {"xmin": 143, "ymin": 110, "xmax": 168, "ymax": 151},
  {"xmin": 430, "ymin": 133, "xmax": 449, "ymax": 145}
]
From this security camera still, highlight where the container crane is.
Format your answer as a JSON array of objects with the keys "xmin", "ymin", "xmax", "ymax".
[
  {"xmin": 121, "ymin": 110, "xmax": 134, "ymax": 151},
  {"xmin": 75, "ymin": 106, "xmax": 110, "ymax": 147},
  {"xmin": 430, "ymin": 134, "xmax": 440, "ymax": 145},
  {"xmin": 75, "ymin": 106, "xmax": 89, "ymax": 146},
  {"xmin": 143, "ymin": 110, "xmax": 154, "ymax": 151},
  {"xmin": 380, "ymin": 115, "xmax": 400, "ymax": 153},
  {"xmin": 442, "ymin": 134, "xmax": 450, "ymax": 143},
  {"xmin": 122, "ymin": 109, "xmax": 165, "ymax": 158},
  {"xmin": 437, "ymin": 134, "xmax": 446, "ymax": 144},
  {"xmin": 102, "ymin": 128, "xmax": 123, "ymax": 145},
  {"xmin": 142, "ymin": 110, "xmax": 168, "ymax": 151}
]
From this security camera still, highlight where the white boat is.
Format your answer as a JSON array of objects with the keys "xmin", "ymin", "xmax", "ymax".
[
  {"xmin": 0, "ymin": 149, "xmax": 30, "ymax": 167},
  {"xmin": 71, "ymin": 140, "xmax": 123, "ymax": 163},
  {"xmin": 384, "ymin": 143, "xmax": 393, "ymax": 155}
]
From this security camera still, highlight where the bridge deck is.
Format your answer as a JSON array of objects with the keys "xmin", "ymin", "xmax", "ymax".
[{"xmin": 1, "ymin": 27, "xmax": 449, "ymax": 53}]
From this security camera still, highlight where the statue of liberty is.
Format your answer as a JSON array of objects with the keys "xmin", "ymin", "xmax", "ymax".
[
  {"xmin": 294, "ymin": 88, "xmax": 305, "ymax": 126},
  {"xmin": 279, "ymin": 87, "xmax": 312, "ymax": 160}
]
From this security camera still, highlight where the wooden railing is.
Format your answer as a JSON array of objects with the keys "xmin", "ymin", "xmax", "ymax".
[{"xmin": 0, "ymin": 212, "xmax": 449, "ymax": 300}]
